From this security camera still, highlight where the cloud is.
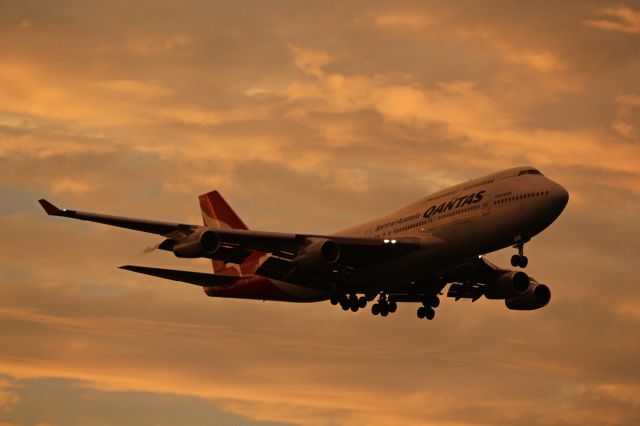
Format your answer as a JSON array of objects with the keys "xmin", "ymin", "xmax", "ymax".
[
  {"xmin": 584, "ymin": 4, "xmax": 640, "ymax": 34},
  {"xmin": 288, "ymin": 45, "xmax": 335, "ymax": 78},
  {"xmin": 1, "ymin": 2, "xmax": 640, "ymax": 425},
  {"xmin": 0, "ymin": 378, "xmax": 20, "ymax": 413},
  {"xmin": 373, "ymin": 12, "xmax": 434, "ymax": 32},
  {"xmin": 125, "ymin": 35, "xmax": 193, "ymax": 56},
  {"xmin": 612, "ymin": 93, "xmax": 640, "ymax": 140},
  {"xmin": 92, "ymin": 80, "xmax": 172, "ymax": 98},
  {"xmin": 281, "ymin": 46, "xmax": 640, "ymax": 198}
]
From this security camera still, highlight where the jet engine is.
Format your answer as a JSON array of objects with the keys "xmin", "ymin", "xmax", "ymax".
[
  {"xmin": 173, "ymin": 229, "xmax": 219, "ymax": 258},
  {"xmin": 505, "ymin": 283, "xmax": 551, "ymax": 310},
  {"xmin": 484, "ymin": 271, "xmax": 530, "ymax": 299},
  {"xmin": 294, "ymin": 238, "xmax": 340, "ymax": 269}
]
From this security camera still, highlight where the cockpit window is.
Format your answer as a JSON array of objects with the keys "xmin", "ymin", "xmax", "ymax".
[{"xmin": 518, "ymin": 169, "xmax": 542, "ymax": 176}]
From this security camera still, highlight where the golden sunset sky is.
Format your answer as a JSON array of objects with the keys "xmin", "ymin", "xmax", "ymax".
[{"xmin": 1, "ymin": 1, "xmax": 640, "ymax": 425}]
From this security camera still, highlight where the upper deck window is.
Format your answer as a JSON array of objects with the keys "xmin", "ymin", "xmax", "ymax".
[{"xmin": 518, "ymin": 169, "xmax": 542, "ymax": 176}]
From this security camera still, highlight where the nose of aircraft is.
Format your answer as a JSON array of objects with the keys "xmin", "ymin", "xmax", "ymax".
[{"xmin": 551, "ymin": 182, "xmax": 569, "ymax": 214}]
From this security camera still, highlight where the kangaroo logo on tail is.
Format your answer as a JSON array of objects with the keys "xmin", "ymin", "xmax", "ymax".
[{"xmin": 198, "ymin": 190, "xmax": 249, "ymax": 230}]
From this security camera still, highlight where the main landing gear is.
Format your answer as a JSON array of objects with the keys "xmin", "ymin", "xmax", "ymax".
[
  {"xmin": 330, "ymin": 291, "xmax": 441, "ymax": 320},
  {"xmin": 330, "ymin": 293, "xmax": 367, "ymax": 312},
  {"xmin": 510, "ymin": 240, "xmax": 529, "ymax": 268},
  {"xmin": 416, "ymin": 295, "xmax": 439, "ymax": 320},
  {"xmin": 370, "ymin": 292, "xmax": 397, "ymax": 317}
]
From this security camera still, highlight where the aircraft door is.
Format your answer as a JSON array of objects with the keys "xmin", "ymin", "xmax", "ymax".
[{"xmin": 482, "ymin": 194, "xmax": 493, "ymax": 216}]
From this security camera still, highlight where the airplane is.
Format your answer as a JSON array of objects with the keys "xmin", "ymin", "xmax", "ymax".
[{"xmin": 38, "ymin": 166, "xmax": 569, "ymax": 321}]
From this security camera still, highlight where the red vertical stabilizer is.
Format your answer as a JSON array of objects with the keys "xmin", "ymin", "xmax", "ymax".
[
  {"xmin": 198, "ymin": 191, "xmax": 249, "ymax": 230},
  {"xmin": 198, "ymin": 191, "xmax": 249, "ymax": 272}
]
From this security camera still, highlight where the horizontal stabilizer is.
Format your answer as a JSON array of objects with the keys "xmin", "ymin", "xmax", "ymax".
[{"xmin": 119, "ymin": 265, "xmax": 237, "ymax": 287}]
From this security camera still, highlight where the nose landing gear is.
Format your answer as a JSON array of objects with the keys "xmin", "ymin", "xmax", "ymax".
[{"xmin": 511, "ymin": 239, "xmax": 529, "ymax": 268}]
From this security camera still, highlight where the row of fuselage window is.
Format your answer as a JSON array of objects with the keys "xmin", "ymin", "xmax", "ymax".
[
  {"xmin": 425, "ymin": 190, "xmax": 457, "ymax": 203},
  {"xmin": 494, "ymin": 190, "xmax": 549, "ymax": 205},
  {"xmin": 375, "ymin": 190, "xmax": 551, "ymax": 237},
  {"xmin": 375, "ymin": 205, "xmax": 482, "ymax": 237},
  {"xmin": 463, "ymin": 179, "xmax": 495, "ymax": 191}
]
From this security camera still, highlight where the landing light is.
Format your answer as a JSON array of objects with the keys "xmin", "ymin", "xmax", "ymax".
[
  {"xmin": 391, "ymin": 239, "xmax": 397, "ymax": 244},
  {"xmin": 384, "ymin": 239, "xmax": 390, "ymax": 243}
]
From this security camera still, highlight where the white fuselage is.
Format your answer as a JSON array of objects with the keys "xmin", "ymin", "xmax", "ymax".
[
  {"xmin": 331, "ymin": 166, "xmax": 569, "ymax": 290},
  {"xmin": 212, "ymin": 166, "xmax": 569, "ymax": 301}
]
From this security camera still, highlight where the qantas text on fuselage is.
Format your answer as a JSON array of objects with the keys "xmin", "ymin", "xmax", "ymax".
[{"xmin": 39, "ymin": 166, "xmax": 569, "ymax": 320}]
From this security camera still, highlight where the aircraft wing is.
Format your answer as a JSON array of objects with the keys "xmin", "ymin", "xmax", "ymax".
[
  {"xmin": 39, "ymin": 199, "xmax": 430, "ymax": 280},
  {"xmin": 38, "ymin": 199, "xmax": 199, "ymax": 239},
  {"xmin": 442, "ymin": 257, "xmax": 507, "ymax": 301}
]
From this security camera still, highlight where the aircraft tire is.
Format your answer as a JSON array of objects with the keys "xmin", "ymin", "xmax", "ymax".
[
  {"xmin": 417, "ymin": 306, "xmax": 426, "ymax": 319},
  {"xmin": 519, "ymin": 256, "xmax": 529, "ymax": 268},
  {"xmin": 511, "ymin": 255, "xmax": 520, "ymax": 267},
  {"xmin": 330, "ymin": 295, "xmax": 340, "ymax": 305},
  {"xmin": 371, "ymin": 303, "xmax": 380, "ymax": 315},
  {"xmin": 424, "ymin": 295, "xmax": 440, "ymax": 308},
  {"xmin": 388, "ymin": 301, "xmax": 397, "ymax": 313},
  {"xmin": 358, "ymin": 297, "xmax": 367, "ymax": 308},
  {"xmin": 425, "ymin": 307, "xmax": 435, "ymax": 320},
  {"xmin": 350, "ymin": 304, "xmax": 359, "ymax": 312}
]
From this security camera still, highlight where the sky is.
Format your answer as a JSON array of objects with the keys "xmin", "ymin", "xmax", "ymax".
[{"xmin": 1, "ymin": 1, "xmax": 640, "ymax": 425}]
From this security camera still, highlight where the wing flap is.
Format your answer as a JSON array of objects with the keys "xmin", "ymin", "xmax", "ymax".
[{"xmin": 119, "ymin": 265, "xmax": 237, "ymax": 287}]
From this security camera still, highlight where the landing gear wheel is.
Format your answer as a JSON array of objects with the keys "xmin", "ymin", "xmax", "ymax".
[
  {"xmin": 512, "ymin": 239, "xmax": 529, "ymax": 269},
  {"xmin": 375, "ymin": 292, "xmax": 391, "ymax": 317},
  {"xmin": 358, "ymin": 297, "xmax": 367, "ymax": 309},
  {"xmin": 340, "ymin": 298, "xmax": 350, "ymax": 311},
  {"xmin": 417, "ymin": 306, "xmax": 426, "ymax": 319},
  {"xmin": 371, "ymin": 303, "xmax": 380, "ymax": 316},
  {"xmin": 424, "ymin": 295, "xmax": 440, "ymax": 308},
  {"xmin": 511, "ymin": 254, "xmax": 528, "ymax": 268},
  {"xmin": 388, "ymin": 301, "xmax": 397, "ymax": 313},
  {"xmin": 349, "ymin": 295, "xmax": 360, "ymax": 312},
  {"xmin": 425, "ymin": 307, "xmax": 435, "ymax": 320},
  {"xmin": 330, "ymin": 295, "xmax": 340, "ymax": 305}
]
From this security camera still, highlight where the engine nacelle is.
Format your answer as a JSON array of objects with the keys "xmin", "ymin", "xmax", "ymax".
[
  {"xmin": 294, "ymin": 239, "xmax": 340, "ymax": 269},
  {"xmin": 173, "ymin": 230, "xmax": 219, "ymax": 258},
  {"xmin": 484, "ymin": 271, "xmax": 530, "ymax": 299},
  {"xmin": 505, "ymin": 283, "xmax": 551, "ymax": 310}
]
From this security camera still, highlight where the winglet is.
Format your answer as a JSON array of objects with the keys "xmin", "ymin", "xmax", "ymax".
[{"xmin": 38, "ymin": 199, "xmax": 63, "ymax": 215}]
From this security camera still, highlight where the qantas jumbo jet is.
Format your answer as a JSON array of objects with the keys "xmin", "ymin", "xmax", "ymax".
[{"xmin": 39, "ymin": 166, "xmax": 568, "ymax": 320}]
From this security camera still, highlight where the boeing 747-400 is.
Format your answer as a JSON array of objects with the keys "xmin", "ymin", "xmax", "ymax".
[{"xmin": 39, "ymin": 166, "xmax": 569, "ymax": 320}]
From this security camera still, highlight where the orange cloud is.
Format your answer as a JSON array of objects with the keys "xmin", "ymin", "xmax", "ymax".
[
  {"xmin": 584, "ymin": 4, "xmax": 640, "ymax": 34},
  {"xmin": 373, "ymin": 12, "xmax": 434, "ymax": 32},
  {"xmin": 1, "ymin": 2, "xmax": 640, "ymax": 425},
  {"xmin": 125, "ymin": 35, "xmax": 193, "ymax": 56},
  {"xmin": 612, "ymin": 93, "xmax": 640, "ymax": 140},
  {"xmin": 0, "ymin": 379, "xmax": 20, "ymax": 413},
  {"xmin": 288, "ymin": 45, "xmax": 335, "ymax": 78}
]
